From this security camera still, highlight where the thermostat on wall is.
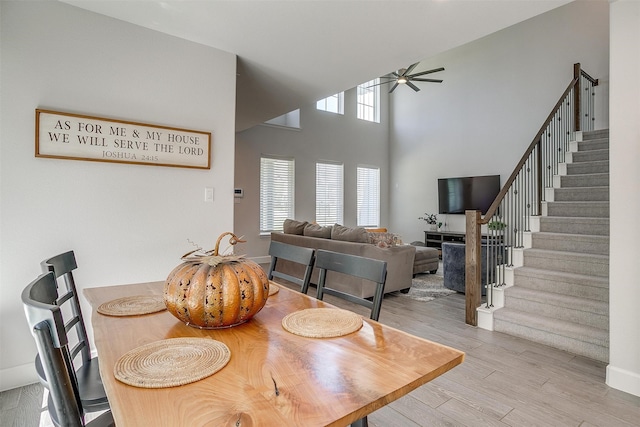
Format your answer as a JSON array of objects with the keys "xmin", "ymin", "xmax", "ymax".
[{"xmin": 234, "ymin": 188, "xmax": 244, "ymax": 198}]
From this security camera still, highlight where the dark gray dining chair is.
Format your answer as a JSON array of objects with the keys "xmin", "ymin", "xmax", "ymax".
[
  {"xmin": 268, "ymin": 241, "xmax": 315, "ymax": 294},
  {"xmin": 315, "ymin": 250, "xmax": 387, "ymax": 427},
  {"xmin": 37, "ymin": 251, "xmax": 109, "ymax": 412},
  {"xmin": 22, "ymin": 273, "xmax": 114, "ymax": 427},
  {"xmin": 315, "ymin": 249, "xmax": 387, "ymax": 321}
]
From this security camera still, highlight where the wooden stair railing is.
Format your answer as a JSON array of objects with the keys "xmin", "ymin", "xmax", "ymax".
[{"xmin": 465, "ymin": 63, "xmax": 599, "ymax": 326}]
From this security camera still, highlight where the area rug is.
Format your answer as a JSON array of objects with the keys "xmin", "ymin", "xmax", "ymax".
[{"xmin": 394, "ymin": 262, "xmax": 456, "ymax": 302}]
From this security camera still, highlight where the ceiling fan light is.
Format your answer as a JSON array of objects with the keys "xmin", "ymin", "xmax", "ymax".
[{"xmin": 397, "ymin": 76, "xmax": 408, "ymax": 84}]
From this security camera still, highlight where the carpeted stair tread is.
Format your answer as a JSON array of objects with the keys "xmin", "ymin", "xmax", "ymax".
[
  {"xmin": 513, "ymin": 266, "xmax": 609, "ymax": 290},
  {"xmin": 557, "ymin": 173, "xmax": 608, "ymax": 188},
  {"xmin": 548, "ymin": 186, "xmax": 609, "ymax": 201},
  {"xmin": 575, "ymin": 139, "xmax": 609, "ymax": 151},
  {"xmin": 538, "ymin": 216, "xmax": 609, "ymax": 235},
  {"xmin": 493, "ymin": 308, "xmax": 609, "ymax": 362},
  {"xmin": 565, "ymin": 160, "xmax": 609, "ymax": 175},
  {"xmin": 523, "ymin": 248, "xmax": 609, "ymax": 277},
  {"xmin": 582, "ymin": 130, "xmax": 609, "ymax": 140},
  {"xmin": 543, "ymin": 200, "xmax": 609, "ymax": 218},
  {"xmin": 567, "ymin": 149, "xmax": 609, "ymax": 163},
  {"xmin": 504, "ymin": 287, "xmax": 609, "ymax": 328},
  {"xmin": 493, "ymin": 308, "xmax": 609, "ymax": 348},
  {"xmin": 525, "ymin": 248, "xmax": 609, "ymax": 262},
  {"xmin": 513, "ymin": 267, "xmax": 609, "ymax": 301},
  {"xmin": 531, "ymin": 232, "xmax": 609, "ymax": 255}
]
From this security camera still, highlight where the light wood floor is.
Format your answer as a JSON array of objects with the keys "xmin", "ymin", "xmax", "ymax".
[
  {"xmin": 285, "ymin": 282, "xmax": 640, "ymax": 427},
  {"xmin": 2, "ymin": 286, "xmax": 638, "ymax": 426}
]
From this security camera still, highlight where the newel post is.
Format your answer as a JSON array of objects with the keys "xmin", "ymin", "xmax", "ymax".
[
  {"xmin": 465, "ymin": 210, "xmax": 482, "ymax": 326},
  {"xmin": 574, "ymin": 63, "xmax": 581, "ymax": 132}
]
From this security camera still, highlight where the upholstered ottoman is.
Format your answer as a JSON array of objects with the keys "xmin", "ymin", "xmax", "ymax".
[
  {"xmin": 411, "ymin": 245, "xmax": 439, "ymax": 276},
  {"xmin": 442, "ymin": 242, "xmax": 487, "ymax": 295}
]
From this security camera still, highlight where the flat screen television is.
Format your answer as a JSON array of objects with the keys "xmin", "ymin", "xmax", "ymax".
[{"xmin": 438, "ymin": 175, "xmax": 500, "ymax": 215}]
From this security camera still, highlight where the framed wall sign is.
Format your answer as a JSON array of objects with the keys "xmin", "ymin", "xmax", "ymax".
[{"xmin": 35, "ymin": 109, "xmax": 212, "ymax": 169}]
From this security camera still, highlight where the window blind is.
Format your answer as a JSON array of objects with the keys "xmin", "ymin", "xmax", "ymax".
[
  {"xmin": 260, "ymin": 157, "xmax": 294, "ymax": 232},
  {"xmin": 315, "ymin": 162, "xmax": 343, "ymax": 226},
  {"xmin": 357, "ymin": 166, "xmax": 380, "ymax": 227}
]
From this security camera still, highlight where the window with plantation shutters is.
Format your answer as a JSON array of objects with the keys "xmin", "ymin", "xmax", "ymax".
[
  {"xmin": 260, "ymin": 156, "xmax": 294, "ymax": 233},
  {"xmin": 357, "ymin": 166, "xmax": 380, "ymax": 227},
  {"xmin": 315, "ymin": 162, "xmax": 343, "ymax": 227},
  {"xmin": 357, "ymin": 78, "xmax": 380, "ymax": 123}
]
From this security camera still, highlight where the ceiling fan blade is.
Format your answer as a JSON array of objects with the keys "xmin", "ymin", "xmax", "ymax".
[
  {"xmin": 403, "ymin": 62, "xmax": 419, "ymax": 76},
  {"xmin": 391, "ymin": 71, "xmax": 400, "ymax": 78},
  {"xmin": 389, "ymin": 82, "xmax": 399, "ymax": 93},
  {"xmin": 410, "ymin": 78, "xmax": 443, "ymax": 83},
  {"xmin": 408, "ymin": 67, "xmax": 445, "ymax": 78},
  {"xmin": 366, "ymin": 81, "xmax": 394, "ymax": 88},
  {"xmin": 406, "ymin": 81, "xmax": 421, "ymax": 92}
]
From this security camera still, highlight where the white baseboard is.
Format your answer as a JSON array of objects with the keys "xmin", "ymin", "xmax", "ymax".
[
  {"xmin": 607, "ymin": 364, "xmax": 640, "ymax": 397},
  {"xmin": 0, "ymin": 362, "xmax": 39, "ymax": 392}
]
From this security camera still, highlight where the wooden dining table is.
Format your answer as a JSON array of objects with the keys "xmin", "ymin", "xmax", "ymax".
[{"xmin": 84, "ymin": 280, "xmax": 464, "ymax": 426}]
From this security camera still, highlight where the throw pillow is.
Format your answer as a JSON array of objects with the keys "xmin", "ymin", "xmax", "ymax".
[
  {"xmin": 331, "ymin": 224, "xmax": 369, "ymax": 243},
  {"xmin": 283, "ymin": 219, "xmax": 308, "ymax": 235},
  {"xmin": 368, "ymin": 232, "xmax": 397, "ymax": 247},
  {"xmin": 303, "ymin": 223, "xmax": 332, "ymax": 238}
]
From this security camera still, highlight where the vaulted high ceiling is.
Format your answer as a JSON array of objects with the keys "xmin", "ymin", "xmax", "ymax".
[{"xmin": 61, "ymin": 0, "xmax": 572, "ymax": 131}]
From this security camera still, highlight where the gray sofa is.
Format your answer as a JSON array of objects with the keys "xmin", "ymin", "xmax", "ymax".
[{"xmin": 271, "ymin": 231, "xmax": 416, "ymax": 298}]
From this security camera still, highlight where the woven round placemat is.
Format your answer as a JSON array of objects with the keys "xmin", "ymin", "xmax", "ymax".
[
  {"xmin": 281, "ymin": 308, "xmax": 363, "ymax": 338},
  {"xmin": 114, "ymin": 337, "xmax": 230, "ymax": 388},
  {"xmin": 97, "ymin": 295, "xmax": 166, "ymax": 317},
  {"xmin": 268, "ymin": 282, "xmax": 280, "ymax": 296}
]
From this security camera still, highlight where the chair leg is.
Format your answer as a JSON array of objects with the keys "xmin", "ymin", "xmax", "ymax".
[{"xmin": 351, "ymin": 416, "xmax": 368, "ymax": 427}]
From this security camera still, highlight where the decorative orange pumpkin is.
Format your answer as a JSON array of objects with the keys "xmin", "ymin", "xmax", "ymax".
[{"xmin": 164, "ymin": 232, "xmax": 269, "ymax": 329}]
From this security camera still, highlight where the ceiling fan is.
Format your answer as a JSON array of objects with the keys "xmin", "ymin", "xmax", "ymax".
[{"xmin": 376, "ymin": 63, "xmax": 444, "ymax": 93}]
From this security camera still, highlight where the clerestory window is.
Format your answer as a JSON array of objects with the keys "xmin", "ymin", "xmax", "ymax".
[
  {"xmin": 316, "ymin": 92, "xmax": 344, "ymax": 115},
  {"xmin": 357, "ymin": 78, "xmax": 380, "ymax": 123}
]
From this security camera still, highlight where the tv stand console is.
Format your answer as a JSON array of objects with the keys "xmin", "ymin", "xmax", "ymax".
[
  {"xmin": 424, "ymin": 231, "xmax": 466, "ymax": 251},
  {"xmin": 424, "ymin": 231, "xmax": 498, "ymax": 258}
]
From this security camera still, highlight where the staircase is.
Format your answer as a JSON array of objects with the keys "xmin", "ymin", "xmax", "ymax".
[{"xmin": 493, "ymin": 129, "xmax": 610, "ymax": 363}]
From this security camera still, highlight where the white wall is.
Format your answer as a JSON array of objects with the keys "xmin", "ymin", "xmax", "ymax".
[
  {"xmin": 0, "ymin": 1, "xmax": 236, "ymax": 391},
  {"xmin": 607, "ymin": 0, "xmax": 640, "ymax": 398},
  {"xmin": 389, "ymin": 1, "xmax": 610, "ymax": 243},
  {"xmin": 235, "ymin": 87, "xmax": 390, "ymax": 258}
]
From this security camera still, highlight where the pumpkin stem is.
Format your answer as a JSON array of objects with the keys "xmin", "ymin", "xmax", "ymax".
[{"xmin": 213, "ymin": 232, "xmax": 246, "ymax": 256}]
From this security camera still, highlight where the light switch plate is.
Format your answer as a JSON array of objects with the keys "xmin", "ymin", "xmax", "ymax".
[{"xmin": 204, "ymin": 187, "xmax": 214, "ymax": 202}]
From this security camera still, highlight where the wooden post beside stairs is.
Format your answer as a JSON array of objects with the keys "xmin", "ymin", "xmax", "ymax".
[{"xmin": 465, "ymin": 210, "xmax": 482, "ymax": 326}]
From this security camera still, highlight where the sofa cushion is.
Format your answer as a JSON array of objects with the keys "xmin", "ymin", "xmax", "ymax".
[
  {"xmin": 283, "ymin": 219, "xmax": 308, "ymax": 235},
  {"xmin": 331, "ymin": 224, "xmax": 369, "ymax": 243},
  {"xmin": 303, "ymin": 223, "xmax": 332, "ymax": 238}
]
